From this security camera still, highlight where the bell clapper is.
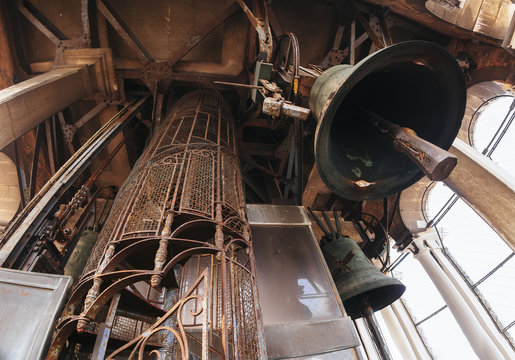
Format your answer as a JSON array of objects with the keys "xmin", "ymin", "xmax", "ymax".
[{"xmin": 362, "ymin": 109, "xmax": 458, "ymax": 181}]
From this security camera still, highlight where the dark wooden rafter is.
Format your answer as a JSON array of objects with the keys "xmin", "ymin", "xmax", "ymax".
[{"xmin": 96, "ymin": 0, "xmax": 153, "ymax": 65}]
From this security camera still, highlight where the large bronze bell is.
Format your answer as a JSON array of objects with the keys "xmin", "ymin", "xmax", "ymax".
[
  {"xmin": 321, "ymin": 233, "xmax": 405, "ymax": 319},
  {"xmin": 309, "ymin": 41, "xmax": 466, "ymax": 200}
]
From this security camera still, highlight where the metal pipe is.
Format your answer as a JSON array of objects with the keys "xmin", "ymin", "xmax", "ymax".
[{"xmin": 361, "ymin": 302, "xmax": 393, "ymax": 360}]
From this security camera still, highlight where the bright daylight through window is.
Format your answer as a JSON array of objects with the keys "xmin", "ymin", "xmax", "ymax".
[{"xmin": 384, "ymin": 84, "xmax": 515, "ymax": 359}]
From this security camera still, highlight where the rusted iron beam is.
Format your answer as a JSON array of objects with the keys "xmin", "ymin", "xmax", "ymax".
[
  {"xmin": 17, "ymin": 1, "xmax": 66, "ymax": 47},
  {"xmin": 57, "ymin": 111, "xmax": 76, "ymax": 155},
  {"xmin": 96, "ymin": 0, "xmax": 153, "ymax": 65},
  {"xmin": 302, "ymin": 165, "xmax": 332, "ymax": 208},
  {"xmin": 81, "ymin": 0, "xmax": 91, "ymax": 46},
  {"xmin": 236, "ymin": 0, "xmax": 273, "ymax": 61},
  {"xmin": 115, "ymin": 67, "xmax": 243, "ymax": 86},
  {"xmin": 167, "ymin": 1, "xmax": 241, "ymax": 67},
  {"xmin": 378, "ymin": 11, "xmax": 393, "ymax": 46}
]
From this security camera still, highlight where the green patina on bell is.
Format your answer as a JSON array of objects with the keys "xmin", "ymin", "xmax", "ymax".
[
  {"xmin": 321, "ymin": 233, "xmax": 405, "ymax": 319},
  {"xmin": 309, "ymin": 41, "xmax": 466, "ymax": 200}
]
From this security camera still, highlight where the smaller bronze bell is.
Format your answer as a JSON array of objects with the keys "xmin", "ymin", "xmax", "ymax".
[{"xmin": 321, "ymin": 234, "xmax": 405, "ymax": 319}]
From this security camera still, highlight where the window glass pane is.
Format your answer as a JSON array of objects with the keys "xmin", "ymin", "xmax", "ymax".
[
  {"xmin": 392, "ymin": 255, "xmax": 445, "ymax": 322},
  {"xmin": 416, "ymin": 308, "xmax": 478, "ymax": 360},
  {"xmin": 472, "ymin": 96, "xmax": 515, "ymax": 176},
  {"xmin": 474, "ymin": 256, "xmax": 515, "ymax": 327},
  {"xmin": 506, "ymin": 327, "xmax": 515, "ymax": 345},
  {"xmin": 426, "ymin": 184, "xmax": 513, "ymax": 283},
  {"xmin": 424, "ymin": 182, "xmax": 454, "ymax": 221}
]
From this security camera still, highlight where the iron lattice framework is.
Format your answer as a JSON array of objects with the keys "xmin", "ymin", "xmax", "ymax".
[{"xmin": 47, "ymin": 90, "xmax": 266, "ymax": 360}]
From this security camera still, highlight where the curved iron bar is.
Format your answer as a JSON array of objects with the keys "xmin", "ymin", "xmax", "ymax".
[
  {"xmin": 162, "ymin": 246, "xmax": 219, "ymax": 277},
  {"xmin": 84, "ymin": 272, "xmax": 155, "ymax": 319},
  {"xmin": 223, "ymin": 237, "xmax": 251, "ymax": 250},
  {"xmin": 107, "ymin": 270, "xmax": 208, "ymax": 360},
  {"xmin": 137, "ymin": 326, "xmax": 185, "ymax": 360},
  {"xmin": 112, "ymin": 236, "xmax": 218, "ymax": 247},
  {"xmin": 47, "ymin": 316, "xmax": 88, "ymax": 360},
  {"xmin": 104, "ymin": 237, "xmax": 218, "ymax": 273},
  {"xmin": 104, "ymin": 238, "xmax": 162, "ymax": 272},
  {"xmin": 62, "ymin": 269, "xmax": 146, "ymax": 318},
  {"xmin": 170, "ymin": 218, "xmax": 217, "ymax": 238}
]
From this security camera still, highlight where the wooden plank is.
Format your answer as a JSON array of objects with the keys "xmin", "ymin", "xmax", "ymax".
[{"xmin": 0, "ymin": 67, "xmax": 90, "ymax": 150}]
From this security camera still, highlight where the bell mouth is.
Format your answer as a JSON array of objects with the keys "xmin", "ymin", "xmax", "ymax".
[
  {"xmin": 343, "ymin": 284, "xmax": 406, "ymax": 320},
  {"xmin": 314, "ymin": 41, "xmax": 466, "ymax": 200}
]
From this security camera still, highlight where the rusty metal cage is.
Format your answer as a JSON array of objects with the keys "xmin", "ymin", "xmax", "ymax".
[{"xmin": 48, "ymin": 90, "xmax": 266, "ymax": 360}]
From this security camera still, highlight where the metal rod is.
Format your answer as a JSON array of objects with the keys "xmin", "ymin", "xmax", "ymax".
[
  {"xmin": 307, "ymin": 207, "xmax": 330, "ymax": 235},
  {"xmin": 361, "ymin": 302, "xmax": 393, "ymax": 360},
  {"xmin": 321, "ymin": 210, "xmax": 335, "ymax": 233},
  {"xmin": 213, "ymin": 81, "xmax": 264, "ymax": 89},
  {"xmin": 333, "ymin": 208, "xmax": 341, "ymax": 233},
  {"xmin": 81, "ymin": 0, "xmax": 91, "ymax": 45}
]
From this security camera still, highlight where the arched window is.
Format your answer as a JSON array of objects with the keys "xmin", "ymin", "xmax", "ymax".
[
  {"xmin": 389, "ymin": 81, "xmax": 515, "ymax": 359},
  {"xmin": 423, "ymin": 86, "xmax": 515, "ymax": 347}
]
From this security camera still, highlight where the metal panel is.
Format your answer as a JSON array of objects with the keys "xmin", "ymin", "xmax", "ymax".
[
  {"xmin": 264, "ymin": 318, "xmax": 360, "ymax": 359},
  {"xmin": 250, "ymin": 205, "xmax": 360, "ymax": 359},
  {"xmin": 0, "ymin": 269, "xmax": 72, "ymax": 360},
  {"xmin": 246, "ymin": 204, "xmax": 311, "ymax": 225}
]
